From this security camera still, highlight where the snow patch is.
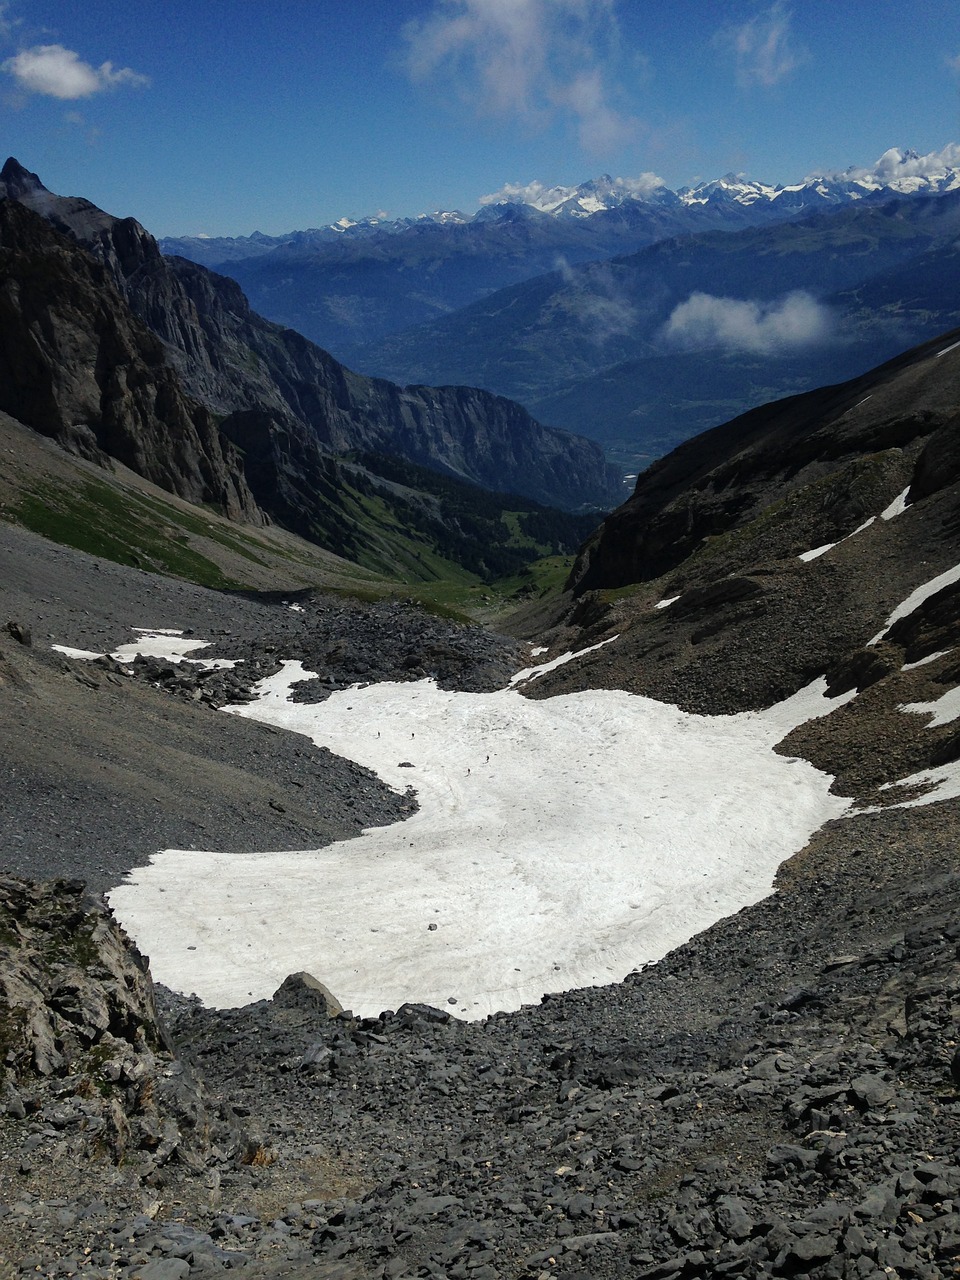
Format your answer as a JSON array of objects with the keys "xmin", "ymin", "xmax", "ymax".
[
  {"xmin": 52, "ymin": 645, "xmax": 104, "ymax": 661},
  {"xmin": 799, "ymin": 543, "xmax": 836, "ymax": 563},
  {"xmin": 902, "ymin": 649, "xmax": 953, "ymax": 671},
  {"xmin": 655, "ymin": 595, "xmax": 680, "ymax": 610},
  {"xmin": 900, "ymin": 686, "xmax": 960, "ymax": 728},
  {"xmin": 798, "ymin": 517, "xmax": 880, "ymax": 563},
  {"xmin": 50, "ymin": 628, "xmax": 239, "ymax": 670},
  {"xmin": 855, "ymin": 761, "xmax": 960, "ymax": 814},
  {"xmin": 509, "ymin": 636, "xmax": 619, "ymax": 687},
  {"xmin": 108, "ymin": 669, "xmax": 852, "ymax": 1018}
]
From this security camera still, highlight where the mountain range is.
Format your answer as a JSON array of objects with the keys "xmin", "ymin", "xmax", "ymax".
[
  {"xmin": 158, "ymin": 147, "xmax": 960, "ymax": 396},
  {"xmin": 160, "ymin": 148, "xmax": 960, "ymax": 474},
  {"xmin": 363, "ymin": 187, "xmax": 960, "ymax": 466}
]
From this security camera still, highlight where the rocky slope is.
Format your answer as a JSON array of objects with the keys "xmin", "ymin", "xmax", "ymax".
[
  {"xmin": 0, "ymin": 159, "xmax": 619, "ymax": 514},
  {"xmin": 1, "ymin": 535, "xmax": 959, "ymax": 1278}
]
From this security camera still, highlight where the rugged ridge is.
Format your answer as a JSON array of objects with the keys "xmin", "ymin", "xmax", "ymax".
[
  {"xmin": 0, "ymin": 199, "xmax": 260, "ymax": 524},
  {"xmin": 159, "ymin": 147, "xmax": 960, "ymax": 361},
  {"xmin": 355, "ymin": 187, "xmax": 960, "ymax": 461},
  {"xmin": 0, "ymin": 158, "xmax": 620, "ymax": 513},
  {"xmin": 568, "ymin": 326, "xmax": 960, "ymax": 595}
]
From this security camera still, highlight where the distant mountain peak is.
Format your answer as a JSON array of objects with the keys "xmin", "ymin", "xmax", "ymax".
[{"xmin": 0, "ymin": 157, "xmax": 48, "ymax": 199}]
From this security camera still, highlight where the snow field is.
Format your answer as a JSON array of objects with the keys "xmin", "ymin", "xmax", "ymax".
[{"xmin": 108, "ymin": 665, "xmax": 851, "ymax": 1019}]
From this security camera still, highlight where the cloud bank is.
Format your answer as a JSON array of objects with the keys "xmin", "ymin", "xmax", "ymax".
[
  {"xmin": 2, "ymin": 43, "xmax": 149, "ymax": 99},
  {"xmin": 403, "ymin": 0, "xmax": 638, "ymax": 153},
  {"xmin": 663, "ymin": 291, "xmax": 833, "ymax": 355},
  {"xmin": 718, "ymin": 1, "xmax": 803, "ymax": 88}
]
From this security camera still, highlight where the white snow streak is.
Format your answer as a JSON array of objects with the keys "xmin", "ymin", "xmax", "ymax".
[
  {"xmin": 798, "ymin": 517, "xmax": 880, "ymax": 563},
  {"xmin": 856, "ymin": 762, "xmax": 960, "ymax": 813},
  {"xmin": 868, "ymin": 562, "xmax": 960, "ymax": 646},
  {"xmin": 880, "ymin": 488, "xmax": 911, "ymax": 521},
  {"xmin": 798, "ymin": 543, "xmax": 836, "ymax": 563},
  {"xmin": 902, "ymin": 649, "xmax": 953, "ymax": 671},
  {"xmin": 52, "ymin": 628, "xmax": 238, "ymax": 670},
  {"xmin": 900, "ymin": 687, "xmax": 960, "ymax": 728},
  {"xmin": 52, "ymin": 645, "xmax": 104, "ymax": 660},
  {"xmin": 509, "ymin": 636, "xmax": 619, "ymax": 687}
]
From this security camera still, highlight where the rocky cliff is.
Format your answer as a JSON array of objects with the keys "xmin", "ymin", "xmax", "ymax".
[
  {"xmin": 0, "ymin": 199, "xmax": 259, "ymax": 523},
  {"xmin": 0, "ymin": 158, "xmax": 620, "ymax": 514}
]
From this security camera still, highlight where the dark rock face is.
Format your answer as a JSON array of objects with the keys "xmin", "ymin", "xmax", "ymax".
[
  {"xmin": 569, "ymin": 327, "xmax": 960, "ymax": 594},
  {"xmin": 0, "ymin": 876, "xmax": 244, "ymax": 1173},
  {"xmin": 0, "ymin": 157, "xmax": 619, "ymax": 514},
  {"xmin": 0, "ymin": 199, "xmax": 260, "ymax": 524}
]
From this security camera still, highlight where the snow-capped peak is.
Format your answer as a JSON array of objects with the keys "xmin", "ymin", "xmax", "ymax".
[
  {"xmin": 478, "ymin": 172, "xmax": 671, "ymax": 219},
  {"xmin": 476, "ymin": 144, "xmax": 960, "ymax": 222}
]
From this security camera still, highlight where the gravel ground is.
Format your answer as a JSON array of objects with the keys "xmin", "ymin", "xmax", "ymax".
[{"xmin": 1, "ymin": 524, "xmax": 959, "ymax": 1279}]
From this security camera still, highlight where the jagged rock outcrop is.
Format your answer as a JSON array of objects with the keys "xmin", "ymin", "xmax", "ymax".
[
  {"xmin": 0, "ymin": 877, "xmax": 245, "ymax": 1172},
  {"xmin": 0, "ymin": 197, "xmax": 260, "ymax": 523},
  {"xmin": 0, "ymin": 157, "xmax": 620, "ymax": 513}
]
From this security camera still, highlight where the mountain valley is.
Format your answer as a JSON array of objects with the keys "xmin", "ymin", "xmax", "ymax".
[
  {"xmin": 1, "ymin": 158, "xmax": 960, "ymax": 1280},
  {"xmin": 163, "ymin": 150, "xmax": 960, "ymax": 475}
]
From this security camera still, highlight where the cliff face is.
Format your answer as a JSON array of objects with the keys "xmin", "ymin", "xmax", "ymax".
[
  {"xmin": 0, "ymin": 158, "xmax": 620, "ymax": 513},
  {"xmin": 0, "ymin": 199, "xmax": 260, "ymax": 523},
  {"xmin": 568, "ymin": 327, "xmax": 960, "ymax": 594}
]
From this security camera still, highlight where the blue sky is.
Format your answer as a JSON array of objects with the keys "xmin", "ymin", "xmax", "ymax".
[{"xmin": 2, "ymin": 1, "xmax": 959, "ymax": 237}]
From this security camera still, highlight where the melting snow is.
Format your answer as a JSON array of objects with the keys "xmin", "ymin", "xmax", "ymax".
[
  {"xmin": 880, "ymin": 488, "xmax": 910, "ymax": 521},
  {"xmin": 868, "ymin": 562, "xmax": 960, "ymax": 646},
  {"xmin": 902, "ymin": 649, "xmax": 953, "ymax": 671},
  {"xmin": 900, "ymin": 687, "xmax": 960, "ymax": 728},
  {"xmin": 799, "ymin": 543, "xmax": 836, "ymax": 563},
  {"xmin": 856, "ymin": 762, "xmax": 960, "ymax": 813},
  {"xmin": 108, "ymin": 666, "xmax": 851, "ymax": 1018},
  {"xmin": 798, "ymin": 517, "xmax": 880, "ymax": 563},
  {"xmin": 509, "ymin": 637, "xmax": 619, "ymax": 687},
  {"xmin": 52, "ymin": 645, "xmax": 105, "ymax": 661},
  {"xmin": 52, "ymin": 629, "xmax": 238, "ymax": 670},
  {"xmin": 655, "ymin": 595, "xmax": 680, "ymax": 610}
]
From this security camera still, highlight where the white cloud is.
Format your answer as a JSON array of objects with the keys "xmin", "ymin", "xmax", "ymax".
[
  {"xmin": 2, "ymin": 43, "xmax": 149, "ymax": 99},
  {"xmin": 850, "ymin": 143, "xmax": 960, "ymax": 184},
  {"xmin": 402, "ymin": 0, "xmax": 639, "ymax": 154},
  {"xmin": 718, "ymin": 2, "xmax": 803, "ymax": 88},
  {"xmin": 663, "ymin": 291, "xmax": 833, "ymax": 355}
]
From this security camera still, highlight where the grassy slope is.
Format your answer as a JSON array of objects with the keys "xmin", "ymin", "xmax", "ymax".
[{"xmin": 0, "ymin": 413, "xmax": 588, "ymax": 621}]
